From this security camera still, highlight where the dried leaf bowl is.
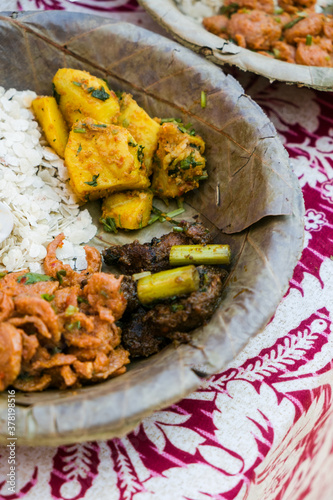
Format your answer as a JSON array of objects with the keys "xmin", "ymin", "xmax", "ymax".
[{"xmin": 0, "ymin": 11, "xmax": 304, "ymax": 446}]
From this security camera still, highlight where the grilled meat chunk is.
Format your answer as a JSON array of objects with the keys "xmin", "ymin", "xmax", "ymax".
[
  {"xmin": 103, "ymin": 220, "xmax": 213, "ymax": 274},
  {"xmin": 120, "ymin": 307, "xmax": 167, "ymax": 358},
  {"xmin": 121, "ymin": 265, "xmax": 228, "ymax": 358},
  {"xmin": 145, "ymin": 266, "xmax": 228, "ymax": 335}
]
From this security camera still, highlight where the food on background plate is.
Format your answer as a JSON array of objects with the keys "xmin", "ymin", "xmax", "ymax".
[
  {"xmin": 0, "ymin": 68, "xmax": 232, "ymax": 392},
  {"xmin": 188, "ymin": 0, "xmax": 333, "ymax": 66}
]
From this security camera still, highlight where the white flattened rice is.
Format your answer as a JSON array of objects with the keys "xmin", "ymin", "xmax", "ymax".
[{"xmin": 0, "ymin": 87, "xmax": 97, "ymax": 274}]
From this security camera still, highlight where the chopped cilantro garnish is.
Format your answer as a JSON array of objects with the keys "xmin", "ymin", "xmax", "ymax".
[
  {"xmin": 128, "ymin": 140, "xmax": 137, "ymax": 147},
  {"xmin": 160, "ymin": 118, "xmax": 182, "ymax": 124},
  {"xmin": 160, "ymin": 118, "xmax": 196, "ymax": 135},
  {"xmin": 93, "ymin": 124, "xmax": 107, "ymax": 128},
  {"xmin": 66, "ymin": 320, "xmax": 81, "ymax": 331},
  {"xmin": 72, "ymin": 81, "xmax": 82, "ymax": 87},
  {"xmin": 41, "ymin": 293, "xmax": 55, "ymax": 302},
  {"xmin": 171, "ymin": 303, "xmax": 184, "ymax": 312},
  {"xmin": 91, "ymin": 86, "xmax": 110, "ymax": 101},
  {"xmin": 77, "ymin": 144, "xmax": 82, "ymax": 155},
  {"xmin": 84, "ymin": 174, "xmax": 100, "ymax": 187},
  {"xmin": 194, "ymin": 172, "xmax": 208, "ymax": 181},
  {"xmin": 100, "ymin": 216, "xmax": 118, "ymax": 233},
  {"xmin": 220, "ymin": 3, "xmax": 239, "ymax": 17},
  {"xmin": 178, "ymin": 152, "xmax": 202, "ymax": 171},
  {"xmin": 284, "ymin": 16, "xmax": 305, "ymax": 30},
  {"xmin": 17, "ymin": 273, "xmax": 54, "ymax": 285},
  {"xmin": 178, "ymin": 125, "xmax": 196, "ymax": 136},
  {"xmin": 137, "ymin": 145, "xmax": 145, "ymax": 163},
  {"xmin": 65, "ymin": 305, "xmax": 79, "ymax": 316},
  {"xmin": 52, "ymin": 83, "xmax": 61, "ymax": 105},
  {"xmin": 78, "ymin": 296, "xmax": 89, "ymax": 304},
  {"xmin": 73, "ymin": 127, "xmax": 86, "ymax": 133},
  {"xmin": 122, "ymin": 118, "xmax": 130, "ymax": 127},
  {"xmin": 56, "ymin": 269, "xmax": 67, "ymax": 284}
]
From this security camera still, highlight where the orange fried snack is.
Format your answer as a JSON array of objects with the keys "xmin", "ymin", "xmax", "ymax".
[{"xmin": 0, "ymin": 234, "xmax": 129, "ymax": 392}]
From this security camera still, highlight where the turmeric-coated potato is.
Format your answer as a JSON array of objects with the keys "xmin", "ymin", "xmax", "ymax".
[
  {"xmin": 101, "ymin": 190, "xmax": 154, "ymax": 230},
  {"xmin": 65, "ymin": 117, "xmax": 150, "ymax": 202},
  {"xmin": 152, "ymin": 122, "xmax": 207, "ymax": 199},
  {"xmin": 118, "ymin": 93, "xmax": 160, "ymax": 176},
  {"xmin": 32, "ymin": 96, "xmax": 69, "ymax": 158},
  {"xmin": 53, "ymin": 68, "xmax": 120, "ymax": 128}
]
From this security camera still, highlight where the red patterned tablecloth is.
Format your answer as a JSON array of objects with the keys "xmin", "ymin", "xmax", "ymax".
[{"xmin": 1, "ymin": 1, "xmax": 333, "ymax": 499}]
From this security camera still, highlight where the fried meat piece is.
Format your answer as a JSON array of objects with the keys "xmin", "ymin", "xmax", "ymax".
[
  {"xmin": 228, "ymin": 10, "xmax": 282, "ymax": 50},
  {"xmin": 203, "ymin": 15, "xmax": 229, "ymax": 36},
  {"xmin": 103, "ymin": 220, "xmax": 213, "ymax": 274},
  {"xmin": 14, "ymin": 295, "xmax": 61, "ymax": 343},
  {"xmin": 295, "ymin": 38, "xmax": 333, "ymax": 66},
  {"xmin": 278, "ymin": 0, "xmax": 316, "ymax": 14},
  {"xmin": 83, "ymin": 272, "xmax": 126, "ymax": 322},
  {"xmin": 121, "ymin": 307, "xmax": 167, "ymax": 358},
  {"xmin": 0, "ymin": 323, "xmax": 22, "ymax": 391},
  {"xmin": 284, "ymin": 13, "xmax": 324, "ymax": 44},
  {"xmin": 145, "ymin": 266, "xmax": 228, "ymax": 335},
  {"xmin": 272, "ymin": 41, "xmax": 296, "ymax": 63}
]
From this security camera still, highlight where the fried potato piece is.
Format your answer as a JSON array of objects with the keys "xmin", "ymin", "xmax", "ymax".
[
  {"xmin": 32, "ymin": 96, "xmax": 69, "ymax": 158},
  {"xmin": 117, "ymin": 93, "xmax": 160, "ymax": 175},
  {"xmin": 53, "ymin": 68, "xmax": 120, "ymax": 127},
  {"xmin": 101, "ymin": 190, "xmax": 153, "ymax": 230},
  {"xmin": 151, "ymin": 122, "xmax": 206, "ymax": 198},
  {"xmin": 65, "ymin": 117, "xmax": 150, "ymax": 202}
]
